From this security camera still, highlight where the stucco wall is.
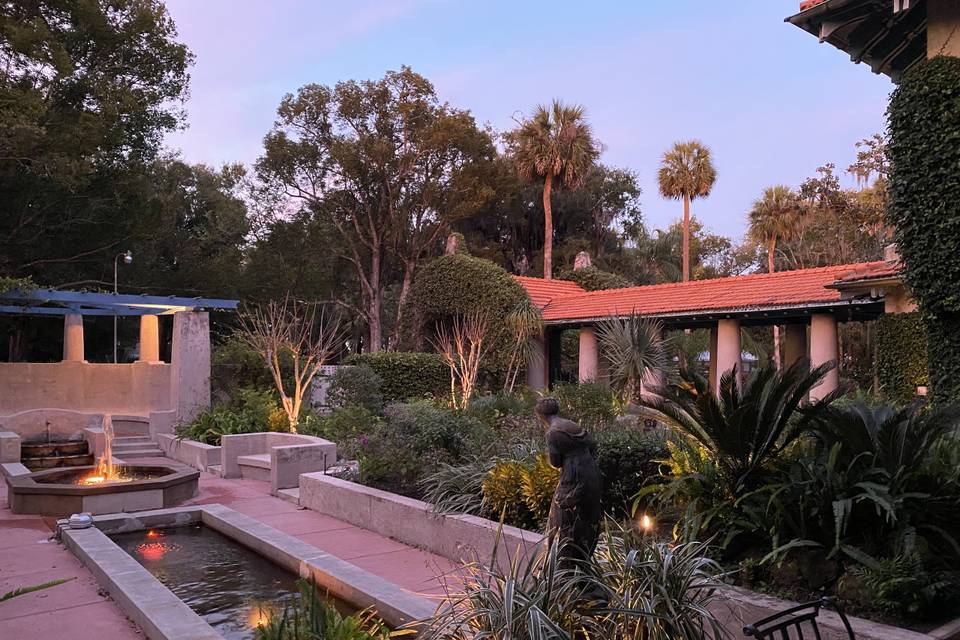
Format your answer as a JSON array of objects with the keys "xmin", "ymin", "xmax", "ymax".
[{"xmin": 0, "ymin": 361, "xmax": 171, "ymax": 416}]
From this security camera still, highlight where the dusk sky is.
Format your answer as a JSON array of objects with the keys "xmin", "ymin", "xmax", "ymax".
[{"xmin": 163, "ymin": 0, "xmax": 893, "ymax": 240}]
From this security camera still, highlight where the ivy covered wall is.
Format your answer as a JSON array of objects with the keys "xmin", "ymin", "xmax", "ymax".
[{"xmin": 876, "ymin": 312, "xmax": 928, "ymax": 405}]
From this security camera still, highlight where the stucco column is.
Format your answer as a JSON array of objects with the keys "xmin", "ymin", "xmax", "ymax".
[
  {"xmin": 170, "ymin": 311, "xmax": 211, "ymax": 423},
  {"xmin": 928, "ymin": 0, "xmax": 960, "ymax": 58},
  {"xmin": 138, "ymin": 315, "xmax": 161, "ymax": 363},
  {"xmin": 783, "ymin": 323, "xmax": 808, "ymax": 367},
  {"xmin": 578, "ymin": 326, "xmax": 599, "ymax": 383},
  {"xmin": 708, "ymin": 327, "xmax": 719, "ymax": 391},
  {"xmin": 62, "ymin": 313, "xmax": 85, "ymax": 362},
  {"xmin": 714, "ymin": 319, "xmax": 742, "ymax": 395},
  {"xmin": 526, "ymin": 333, "xmax": 548, "ymax": 390},
  {"xmin": 810, "ymin": 314, "xmax": 840, "ymax": 401}
]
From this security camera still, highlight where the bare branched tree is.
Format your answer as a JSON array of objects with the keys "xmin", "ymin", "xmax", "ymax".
[
  {"xmin": 503, "ymin": 299, "xmax": 544, "ymax": 392},
  {"xmin": 238, "ymin": 296, "xmax": 343, "ymax": 432},
  {"xmin": 432, "ymin": 312, "xmax": 491, "ymax": 410}
]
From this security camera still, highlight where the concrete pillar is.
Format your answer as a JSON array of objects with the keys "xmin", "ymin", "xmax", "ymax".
[
  {"xmin": 928, "ymin": 0, "xmax": 960, "ymax": 58},
  {"xmin": 708, "ymin": 327, "xmax": 719, "ymax": 391},
  {"xmin": 783, "ymin": 323, "xmax": 808, "ymax": 367},
  {"xmin": 62, "ymin": 313, "xmax": 85, "ymax": 362},
  {"xmin": 578, "ymin": 326, "xmax": 599, "ymax": 382},
  {"xmin": 810, "ymin": 314, "xmax": 840, "ymax": 401},
  {"xmin": 714, "ymin": 319, "xmax": 742, "ymax": 395},
  {"xmin": 170, "ymin": 311, "xmax": 211, "ymax": 423},
  {"xmin": 138, "ymin": 315, "xmax": 161, "ymax": 363},
  {"xmin": 526, "ymin": 333, "xmax": 548, "ymax": 390}
]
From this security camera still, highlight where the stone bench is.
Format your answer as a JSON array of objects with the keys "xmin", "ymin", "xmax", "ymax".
[
  {"xmin": 221, "ymin": 432, "xmax": 337, "ymax": 495},
  {"xmin": 0, "ymin": 431, "xmax": 21, "ymax": 463}
]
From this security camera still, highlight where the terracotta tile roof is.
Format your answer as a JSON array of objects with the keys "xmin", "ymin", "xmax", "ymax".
[
  {"xmin": 833, "ymin": 261, "xmax": 902, "ymax": 284},
  {"xmin": 799, "ymin": 0, "xmax": 827, "ymax": 10},
  {"xmin": 513, "ymin": 276, "xmax": 585, "ymax": 308},
  {"xmin": 515, "ymin": 262, "xmax": 891, "ymax": 323}
]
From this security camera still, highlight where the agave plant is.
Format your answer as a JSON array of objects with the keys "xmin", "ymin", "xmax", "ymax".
[
  {"xmin": 595, "ymin": 314, "xmax": 670, "ymax": 402},
  {"xmin": 640, "ymin": 360, "xmax": 840, "ymax": 498}
]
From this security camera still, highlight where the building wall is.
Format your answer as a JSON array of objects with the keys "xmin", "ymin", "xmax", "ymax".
[
  {"xmin": 0, "ymin": 362, "xmax": 172, "ymax": 417},
  {"xmin": 928, "ymin": 0, "xmax": 960, "ymax": 58}
]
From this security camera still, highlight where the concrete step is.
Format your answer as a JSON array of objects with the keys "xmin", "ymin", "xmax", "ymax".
[
  {"xmin": 276, "ymin": 488, "xmax": 300, "ymax": 506},
  {"xmin": 207, "ymin": 464, "xmax": 223, "ymax": 477},
  {"xmin": 114, "ymin": 448, "xmax": 164, "ymax": 458},
  {"xmin": 112, "ymin": 445, "xmax": 160, "ymax": 454},
  {"xmin": 113, "ymin": 436, "xmax": 154, "ymax": 445}
]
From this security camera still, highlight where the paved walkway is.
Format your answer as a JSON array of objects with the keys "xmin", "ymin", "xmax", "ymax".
[{"xmin": 0, "ymin": 458, "xmax": 458, "ymax": 639}]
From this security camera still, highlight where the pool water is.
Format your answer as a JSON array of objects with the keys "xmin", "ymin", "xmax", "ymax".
[{"xmin": 112, "ymin": 524, "xmax": 335, "ymax": 640}]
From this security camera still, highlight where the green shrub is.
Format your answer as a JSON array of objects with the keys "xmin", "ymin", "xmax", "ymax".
[
  {"xmin": 465, "ymin": 391, "xmax": 537, "ymax": 431},
  {"xmin": 326, "ymin": 364, "xmax": 384, "ymax": 412},
  {"xmin": 482, "ymin": 458, "xmax": 532, "ymax": 527},
  {"xmin": 888, "ymin": 56, "xmax": 960, "ymax": 402},
  {"xmin": 255, "ymin": 579, "xmax": 391, "ymax": 640},
  {"xmin": 405, "ymin": 253, "xmax": 529, "ymax": 381},
  {"xmin": 596, "ymin": 427, "xmax": 669, "ymax": 517},
  {"xmin": 176, "ymin": 387, "xmax": 283, "ymax": 445},
  {"xmin": 383, "ymin": 400, "xmax": 479, "ymax": 458},
  {"xmin": 876, "ymin": 312, "xmax": 928, "ymax": 405},
  {"xmin": 553, "ymin": 381, "xmax": 620, "ymax": 430},
  {"xmin": 302, "ymin": 405, "xmax": 381, "ymax": 443},
  {"xmin": 853, "ymin": 554, "xmax": 960, "ymax": 619},
  {"xmin": 558, "ymin": 265, "xmax": 632, "ymax": 291},
  {"xmin": 345, "ymin": 351, "xmax": 447, "ymax": 403},
  {"xmin": 521, "ymin": 453, "xmax": 560, "ymax": 522}
]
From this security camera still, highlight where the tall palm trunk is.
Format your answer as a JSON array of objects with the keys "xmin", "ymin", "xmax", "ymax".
[
  {"xmin": 769, "ymin": 238, "xmax": 781, "ymax": 370},
  {"xmin": 543, "ymin": 173, "xmax": 554, "ymax": 280},
  {"xmin": 682, "ymin": 193, "xmax": 691, "ymax": 282}
]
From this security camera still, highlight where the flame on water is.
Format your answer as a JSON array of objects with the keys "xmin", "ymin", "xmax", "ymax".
[{"xmin": 79, "ymin": 415, "xmax": 131, "ymax": 485}]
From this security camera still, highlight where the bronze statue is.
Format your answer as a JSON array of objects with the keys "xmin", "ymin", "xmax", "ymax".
[{"xmin": 535, "ymin": 397, "xmax": 602, "ymax": 563}]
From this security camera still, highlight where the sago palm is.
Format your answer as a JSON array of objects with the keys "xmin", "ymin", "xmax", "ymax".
[
  {"xmin": 657, "ymin": 141, "xmax": 717, "ymax": 282},
  {"xmin": 639, "ymin": 359, "xmax": 841, "ymax": 497},
  {"xmin": 748, "ymin": 185, "xmax": 804, "ymax": 369},
  {"xmin": 510, "ymin": 101, "xmax": 600, "ymax": 280}
]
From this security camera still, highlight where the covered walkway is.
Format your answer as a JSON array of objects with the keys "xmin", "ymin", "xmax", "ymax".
[{"xmin": 518, "ymin": 258, "xmax": 912, "ymax": 399}]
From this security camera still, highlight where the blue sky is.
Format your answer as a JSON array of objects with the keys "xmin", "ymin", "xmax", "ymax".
[{"xmin": 163, "ymin": 0, "xmax": 892, "ymax": 239}]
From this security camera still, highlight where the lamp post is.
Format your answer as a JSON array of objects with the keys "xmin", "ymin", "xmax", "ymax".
[{"xmin": 113, "ymin": 250, "xmax": 133, "ymax": 363}]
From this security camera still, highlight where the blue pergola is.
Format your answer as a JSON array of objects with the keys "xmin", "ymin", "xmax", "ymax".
[{"xmin": 0, "ymin": 288, "xmax": 238, "ymax": 317}]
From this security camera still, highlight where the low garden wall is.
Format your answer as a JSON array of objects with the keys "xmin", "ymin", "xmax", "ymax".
[
  {"xmin": 298, "ymin": 472, "xmax": 544, "ymax": 572},
  {"xmin": 297, "ymin": 472, "xmax": 959, "ymax": 640},
  {"xmin": 155, "ymin": 433, "xmax": 220, "ymax": 471}
]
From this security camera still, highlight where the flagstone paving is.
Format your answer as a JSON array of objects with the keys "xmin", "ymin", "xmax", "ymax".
[{"xmin": 0, "ymin": 457, "xmax": 460, "ymax": 638}]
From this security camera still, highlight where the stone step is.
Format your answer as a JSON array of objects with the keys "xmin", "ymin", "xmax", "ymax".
[
  {"xmin": 112, "ymin": 444, "xmax": 160, "ymax": 454},
  {"xmin": 114, "ymin": 448, "xmax": 164, "ymax": 458},
  {"xmin": 276, "ymin": 488, "xmax": 300, "ymax": 506},
  {"xmin": 207, "ymin": 464, "xmax": 223, "ymax": 477},
  {"xmin": 113, "ymin": 436, "xmax": 154, "ymax": 445}
]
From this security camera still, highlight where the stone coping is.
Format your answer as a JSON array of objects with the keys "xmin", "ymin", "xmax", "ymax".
[
  {"xmin": 60, "ymin": 504, "xmax": 436, "ymax": 639},
  {"xmin": 7, "ymin": 464, "xmax": 198, "ymax": 496}
]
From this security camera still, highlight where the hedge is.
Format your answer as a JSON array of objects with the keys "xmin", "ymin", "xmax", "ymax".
[
  {"xmin": 558, "ymin": 265, "xmax": 632, "ymax": 291},
  {"xmin": 887, "ymin": 56, "xmax": 960, "ymax": 402},
  {"xmin": 876, "ymin": 312, "xmax": 928, "ymax": 405},
  {"xmin": 405, "ymin": 253, "xmax": 530, "ymax": 381},
  {"xmin": 344, "ymin": 351, "xmax": 448, "ymax": 403}
]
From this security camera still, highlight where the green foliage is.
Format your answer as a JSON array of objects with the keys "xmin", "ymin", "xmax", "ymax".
[
  {"xmin": 254, "ymin": 579, "xmax": 393, "ymax": 640},
  {"xmin": 406, "ymin": 253, "xmax": 529, "ymax": 379},
  {"xmin": 420, "ymin": 533, "xmax": 725, "ymax": 640},
  {"xmin": 344, "ymin": 352, "xmax": 447, "ymax": 403},
  {"xmin": 464, "ymin": 392, "xmax": 538, "ymax": 431},
  {"xmin": 0, "ymin": 276, "xmax": 33, "ymax": 294},
  {"xmin": 302, "ymin": 405, "xmax": 381, "ymax": 443},
  {"xmin": 522, "ymin": 453, "xmax": 561, "ymax": 522},
  {"xmin": 557, "ymin": 266, "xmax": 631, "ymax": 291},
  {"xmin": 481, "ymin": 453, "xmax": 559, "ymax": 529},
  {"xmin": 1, "ymin": 577, "xmax": 75, "ymax": 603},
  {"xmin": 552, "ymin": 382, "xmax": 620, "ymax": 430},
  {"xmin": 595, "ymin": 427, "xmax": 669, "ymax": 518},
  {"xmin": 877, "ymin": 312, "xmax": 929, "ymax": 406},
  {"xmin": 326, "ymin": 365, "xmax": 384, "ymax": 413},
  {"xmin": 595, "ymin": 314, "xmax": 670, "ymax": 400},
  {"xmin": 888, "ymin": 56, "xmax": 960, "ymax": 402},
  {"xmin": 176, "ymin": 388, "xmax": 283, "ymax": 445},
  {"xmin": 852, "ymin": 554, "xmax": 960, "ymax": 619}
]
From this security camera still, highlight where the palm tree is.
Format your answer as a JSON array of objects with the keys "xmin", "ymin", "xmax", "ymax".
[
  {"xmin": 595, "ymin": 314, "xmax": 670, "ymax": 402},
  {"xmin": 511, "ymin": 101, "xmax": 600, "ymax": 280},
  {"xmin": 657, "ymin": 141, "xmax": 717, "ymax": 282},
  {"xmin": 748, "ymin": 185, "xmax": 804, "ymax": 369}
]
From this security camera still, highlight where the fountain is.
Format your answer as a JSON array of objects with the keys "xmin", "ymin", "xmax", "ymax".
[{"xmin": 5, "ymin": 415, "xmax": 199, "ymax": 516}]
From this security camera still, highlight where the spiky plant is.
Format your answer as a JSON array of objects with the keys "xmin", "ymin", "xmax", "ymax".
[
  {"xmin": 509, "ymin": 101, "xmax": 600, "ymax": 279},
  {"xmin": 595, "ymin": 314, "xmax": 670, "ymax": 402},
  {"xmin": 503, "ymin": 298, "xmax": 544, "ymax": 392},
  {"xmin": 639, "ymin": 360, "xmax": 841, "ymax": 497},
  {"xmin": 657, "ymin": 140, "xmax": 717, "ymax": 282}
]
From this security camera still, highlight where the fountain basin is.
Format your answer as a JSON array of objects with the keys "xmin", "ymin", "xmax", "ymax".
[{"xmin": 6, "ymin": 464, "xmax": 199, "ymax": 516}]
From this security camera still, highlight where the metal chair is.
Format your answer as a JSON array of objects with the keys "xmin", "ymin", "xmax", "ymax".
[{"xmin": 742, "ymin": 596, "xmax": 856, "ymax": 639}]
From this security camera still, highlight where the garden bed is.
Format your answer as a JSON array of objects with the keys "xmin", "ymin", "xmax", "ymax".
[{"xmin": 155, "ymin": 433, "xmax": 221, "ymax": 471}]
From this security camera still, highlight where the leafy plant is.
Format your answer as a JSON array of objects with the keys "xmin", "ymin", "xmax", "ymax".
[
  {"xmin": 595, "ymin": 314, "xmax": 670, "ymax": 401},
  {"xmin": 595, "ymin": 427, "xmax": 668, "ymax": 518},
  {"xmin": 345, "ymin": 352, "xmax": 448, "ymax": 403},
  {"xmin": 254, "ymin": 579, "xmax": 399, "ymax": 640},
  {"xmin": 521, "ymin": 453, "xmax": 561, "ymax": 522},
  {"xmin": 852, "ymin": 554, "xmax": 960, "ymax": 618},
  {"xmin": 326, "ymin": 364, "xmax": 384, "ymax": 413},
  {"xmin": 482, "ymin": 459, "xmax": 531, "ymax": 527},
  {"xmin": 553, "ymin": 382, "xmax": 620, "ymax": 430},
  {"xmin": 1, "ymin": 577, "xmax": 75, "ymax": 603}
]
